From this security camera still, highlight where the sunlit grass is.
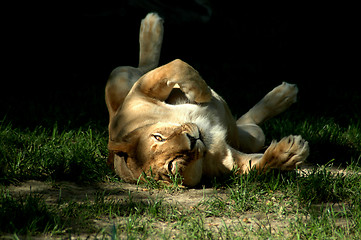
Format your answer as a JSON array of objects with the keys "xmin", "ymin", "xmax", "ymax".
[
  {"xmin": 1, "ymin": 112, "xmax": 361, "ymax": 238},
  {"xmin": 0, "ymin": 123, "xmax": 110, "ymax": 185}
]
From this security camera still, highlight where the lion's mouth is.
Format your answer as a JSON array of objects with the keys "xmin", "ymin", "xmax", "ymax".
[
  {"xmin": 167, "ymin": 152, "xmax": 203, "ymax": 176},
  {"xmin": 167, "ymin": 159, "xmax": 175, "ymax": 174},
  {"xmin": 167, "ymin": 157, "xmax": 186, "ymax": 175}
]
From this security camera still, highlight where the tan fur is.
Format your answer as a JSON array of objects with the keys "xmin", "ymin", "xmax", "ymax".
[{"xmin": 105, "ymin": 13, "xmax": 309, "ymax": 187}]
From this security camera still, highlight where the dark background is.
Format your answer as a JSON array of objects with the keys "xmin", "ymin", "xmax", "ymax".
[{"xmin": 1, "ymin": 1, "xmax": 359, "ymax": 130}]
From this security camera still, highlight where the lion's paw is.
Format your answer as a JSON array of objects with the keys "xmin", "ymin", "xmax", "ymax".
[
  {"xmin": 140, "ymin": 13, "xmax": 164, "ymax": 46},
  {"xmin": 263, "ymin": 135, "xmax": 309, "ymax": 171},
  {"xmin": 139, "ymin": 13, "xmax": 164, "ymax": 70},
  {"xmin": 167, "ymin": 59, "xmax": 212, "ymax": 103},
  {"xmin": 178, "ymin": 82, "xmax": 212, "ymax": 103},
  {"xmin": 263, "ymin": 82, "xmax": 298, "ymax": 114}
]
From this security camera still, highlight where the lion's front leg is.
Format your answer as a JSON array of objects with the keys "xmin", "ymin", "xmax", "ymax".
[
  {"xmin": 236, "ymin": 135, "xmax": 309, "ymax": 173},
  {"xmin": 135, "ymin": 59, "xmax": 212, "ymax": 103}
]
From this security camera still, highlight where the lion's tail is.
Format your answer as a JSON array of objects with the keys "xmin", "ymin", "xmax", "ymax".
[{"xmin": 138, "ymin": 13, "xmax": 164, "ymax": 73}]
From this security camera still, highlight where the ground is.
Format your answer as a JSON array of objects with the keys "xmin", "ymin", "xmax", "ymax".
[{"xmin": 2, "ymin": 164, "xmax": 360, "ymax": 239}]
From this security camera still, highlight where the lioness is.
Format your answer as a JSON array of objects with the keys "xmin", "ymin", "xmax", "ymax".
[{"xmin": 105, "ymin": 13, "xmax": 309, "ymax": 187}]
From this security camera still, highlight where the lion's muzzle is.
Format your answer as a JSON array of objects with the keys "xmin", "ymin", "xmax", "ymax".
[{"xmin": 182, "ymin": 123, "xmax": 205, "ymax": 151}]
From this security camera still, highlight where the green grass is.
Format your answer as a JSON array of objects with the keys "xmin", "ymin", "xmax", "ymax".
[
  {"xmin": 0, "ymin": 123, "xmax": 110, "ymax": 185},
  {"xmin": 0, "ymin": 190, "xmax": 60, "ymax": 234},
  {"xmin": 1, "ymin": 103, "xmax": 361, "ymax": 238}
]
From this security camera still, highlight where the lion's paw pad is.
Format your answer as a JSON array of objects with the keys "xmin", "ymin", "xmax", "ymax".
[{"xmin": 264, "ymin": 135, "xmax": 309, "ymax": 170}]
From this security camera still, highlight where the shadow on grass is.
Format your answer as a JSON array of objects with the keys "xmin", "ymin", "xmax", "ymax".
[{"xmin": 309, "ymin": 142, "xmax": 360, "ymax": 167}]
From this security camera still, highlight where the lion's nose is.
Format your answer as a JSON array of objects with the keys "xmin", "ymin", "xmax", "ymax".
[
  {"xmin": 182, "ymin": 123, "xmax": 204, "ymax": 150},
  {"xmin": 186, "ymin": 131, "xmax": 203, "ymax": 150},
  {"xmin": 186, "ymin": 133, "xmax": 198, "ymax": 150}
]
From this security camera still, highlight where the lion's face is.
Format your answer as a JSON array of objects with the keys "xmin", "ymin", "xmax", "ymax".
[{"xmin": 110, "ymin": 122, "xmax": 207, "ymax": 186}]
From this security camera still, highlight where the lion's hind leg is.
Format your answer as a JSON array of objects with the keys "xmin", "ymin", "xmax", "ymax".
[
  {"xmin": 138, "ymin": 12, "xmax": 164, "ymax": 73},
  {"xmin": 237, "ymin": 82, "xmax": 298, "ymax": 125},
  {"xmin": 105, "ymin": 13, "xmax": 164, "ymax": 120},
  {"xmin": 105, "ymin": 66, "xmax": 143, "ymax": 120},
  {"xmin": 237, "ymin": 124, "xmax": 265, "ymax": 153},
  {"xmin": 235, "ymin": 82, "xmax": 298, "ymax": 153}
]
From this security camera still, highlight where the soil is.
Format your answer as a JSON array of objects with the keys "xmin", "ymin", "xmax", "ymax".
[
  {"xmin": 4, "ymin": 180, "xmax": 287, "ymax": 238},
  {"xmin": 3, "ymin": 166, "xmax": 356, "ymax": 239}
]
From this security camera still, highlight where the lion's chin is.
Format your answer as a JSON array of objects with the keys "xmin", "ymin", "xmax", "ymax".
[{"xmin": 181, "ymin": 158, "xmax": 203, "ymax": 187}]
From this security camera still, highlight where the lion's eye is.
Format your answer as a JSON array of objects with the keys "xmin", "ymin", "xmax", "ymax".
[{"xmin": 153, "ymin": 134, "xmax": 165, "ymax": 142}]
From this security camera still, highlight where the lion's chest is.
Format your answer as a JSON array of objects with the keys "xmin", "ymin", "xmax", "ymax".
[{"xmin": 167, "ymin": 103, "xmax": 213, "ymax": 127}]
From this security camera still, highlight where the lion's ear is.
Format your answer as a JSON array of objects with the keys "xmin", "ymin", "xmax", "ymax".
[
  {"xmin": 108, "ymin": 127, "xmax": 142, "ymax": 156},
  {"xmin": 107, "ymin": 149, "xmax": 138, "ymax": 183},
  {"xmin": 113, "ymin": 152, "xmax": 137, "ymax": 183},
  {"xmin": 107, "ymin": 127, "xmax": 143, "ymax": 182}
]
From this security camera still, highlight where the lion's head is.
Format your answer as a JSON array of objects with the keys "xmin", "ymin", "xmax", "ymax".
[{"xmin": 108, "ymin": 122, "xmax": 206, "ymax": 186}]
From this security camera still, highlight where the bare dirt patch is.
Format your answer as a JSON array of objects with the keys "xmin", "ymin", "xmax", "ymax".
[
  {"xmin": 3, "ymin": 165, "xmax": 355, "ymax": 239},
  {"xmin": 2, "ymin": 180, "xmax": 300, "ymax": 239},
  {"xmin": 6, "ymin": 180, "xmax": 225, "ymax": 210}
]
